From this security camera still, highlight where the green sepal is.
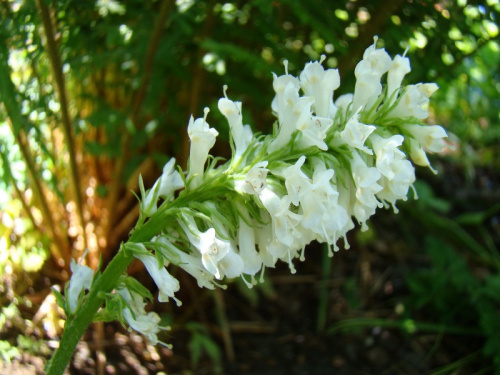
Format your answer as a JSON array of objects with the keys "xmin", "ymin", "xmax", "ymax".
[
  {"xmin": 143, "ymin": 241, "xmax": 182, "ymax": 266},
  {"xmin": 138, "ymin": 174, "xmax": 146, "ymax": 201},
  {"xmin": 52, "ymin": 288, "xmax": 67, "ymax": 313},
  {"xmin": 155, "ymin": 247, "xmax": 166, "ymax": 268},
  {"xmin": 230, "ymin": 135, "xmax": 264, "ymax": 173},
  {"xmin": 190, "ymin": 201, "xmax": 237, "ymax": 235},
  {"xmin": 179, "ymin": 207, "xmax": 213, "ymax": 228},
  {"xmin": 233, "ymin": 196, "xmax": 267, "ymax": 226},
  {"xmin": 283, "ymin": 146, "xmax": 321, "ymax": 164},
  {"xmin": 123, "ymin": 242, "xmax": 149, "ymax": 257},
  {"xmin": 330, "ymin": 104, "xmax": 344, "ymax": 131},
  {"xmin": 121, "ymin": 276, "xmax": 154, "ymax": 302},
  {"xmin": 360, "ymin": 85, "xmax": 387, "ymax": 124},
  {"xmin": 176, "ymin": 165, "xmax": 188, "ymax": 190},
  {"xmin": 93, "ymin": 291, "xmax": 125, "ymax": 323},
  {"xmin": 372, "ymin": 86, "xmax": 401, "ymax": 122}
]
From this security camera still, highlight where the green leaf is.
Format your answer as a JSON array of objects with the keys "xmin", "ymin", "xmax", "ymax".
[{"xmin": 455, "ymin": 202, "xmax": 500, "ymax": 226}]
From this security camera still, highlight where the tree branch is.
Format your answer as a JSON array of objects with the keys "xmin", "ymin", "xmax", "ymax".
[
  {"xmin": 0, "ymin": 149, "xmax": 40, "ymax": 233},
  {"xmin": 36, "ymin": 0, "xmax": 89, "ymax": 253}
]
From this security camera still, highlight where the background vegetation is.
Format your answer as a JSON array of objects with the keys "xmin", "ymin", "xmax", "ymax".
[{"xmin": 0, "ymin": 0, "xmax": 499, "ymax": 374}]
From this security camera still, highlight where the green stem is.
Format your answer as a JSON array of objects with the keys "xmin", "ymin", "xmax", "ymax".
[
  {"xmin": 46, "ymin": 180, "xmax": 226, "ymax": 374},
  {"xmin": 45, "ymin": 249, "xmax": 133, "ymax": 375},
  {"xmin": 45, "ymin": 210, "xmax": 173, "ymax": 374},
  {"xmin": 316, "ymin": 243, "xmax": 332, "ymax": 332}
]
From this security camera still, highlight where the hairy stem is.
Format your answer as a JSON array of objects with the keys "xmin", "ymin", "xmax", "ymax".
[
  {"xmin": 45, "ymin": 248, "xmax": 133, "ymax": 375},
  {"xmin": 46, "ymin": 180, "xmax": 225, "ymax": 374}
]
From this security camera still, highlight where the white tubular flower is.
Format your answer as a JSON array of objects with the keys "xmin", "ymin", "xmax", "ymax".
[
  {"xmin": 336, "ymin": 179, "xmax": 356, "ymax": 249},
  {"xmin": 235, "ymin": 161, "xmax": 269, "ymax": 195},
  {"xmin": 258, "ymin": 188, "xmax": 302, "ymax": 248},
  {"xmin": 352, "ymin": 39, "xmax": 391, "ymax": 112},
  {"xmin": 387, "ymin": 54, "xmax": 411, "ymax": 103},
  {"xmin": 175, "ymin": 250, "xmax": 217, "ymax": 290},
  {"xmin": 269, "ymin": 61, "xmax": 315, "ymax": 153},
  {"xmin": 269, "ymin": 238, "xmax": 302, "ymax": 274},
  {"xmin": 197, "ymin": 228, "xmax": 231, "ymax": 280},
  {"xmin": 270, "ymin": 61, "xmax": 301, "ymax": 125},
  {"xmin": 388, "ymin": 83, "xmax": 438, "ymax": 120},
  {"xmin": 218, "ymin": 86, "xmax": 253, "ymax": 159},
  {"xmin": 187, "ymin": 108, "xmax": 218, "ymax": 188},
  {"xmin": 350, "ymin": 151, "xmax": 383, "ymax": 229},
  {"xmin": 135, "ymin": 252, "xmax": 181, "ymax": 306},
  {"xmin": 67, "ymin": 258, "xmax": 94, "ymax": 314},
  {"xmin": 282, "ymin": 156, "xmax": 311, "ymax": 206},
  {"xmin": 340, "ymin": 110, "xmax": 376, "ymax": 154},
  {"xmin": 143, "ymin": 158, "xmax": 184, "ymax": 216},
  {"xmin": 370, "ymin": 133, "xmax": 406, "ymax": 180},
  {"xmin": 355, "ymin": 38, "xmax": 392, "ymax": 79},
  {"xmin": 217, "ymin": 245, "xmax": 244, "ymax": 279},
  {"xmin": 254, "ymin": 222, "xmax": 278, "ymax": 269},
  {"xmin": 271, "ymin": 60, "xmax": 301, "ymax": 115},
  {"xmin": 352, "ymin": 72, "xmax": 382, "ymax": 112},
  {"xmin": 269, "ymin": 92, "xmax": 313, "ymax": 153},
  {"xmin": 157, "ymin": 158, "xmax": 184, "ymax": 197},
  {"xmin": 369, "ymin": 134, "xmax": 416, "ymax": 210},
  {"xmin": 312, "ymin": 161, "xmax": 349, "ymax": 233},
  {"xmin": 300, "ymin": 161, "xmax": 348, "ymax": 246},
  {"xmin": 299, "ymin": 56, "xmax": 340, "ymax": 118},
  {"xmin": 297, "ymin": 115, "xmax": 333, "ymax": 151},
  {"xmin": 376, "ymin": 159, "xmax": 415, "ymax": 212},
  {"xmin": 237, "ymin": 216, "xmax": 263, "ymax": 276},
  {"xmin": 407, "ymin": 138, "xmax": 437, "ymax": 174},
  {"xmin": 179, "ymin": 215, "xmax": 231, "ymax": 280},
  {"xmin": 406, "ymin": 124, "xmax": 448, "ymax": 153},
  {"xmin": 117, "ymin": 287, "xmax": 164, "ymax": 346},
  {"xmin": 246, "ymin": 161, "xmax": 269, "ymax": 193},
  {"xmin": 418, "ymin": 83, "xmax": 439, "ymax": 98}
]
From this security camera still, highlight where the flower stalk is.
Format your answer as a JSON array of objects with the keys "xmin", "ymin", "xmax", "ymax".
[{"xmin": 47, "ymin": 37, "xmax": 450, "ymax": 374}]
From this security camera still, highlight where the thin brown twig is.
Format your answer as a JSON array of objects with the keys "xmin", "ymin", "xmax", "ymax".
[
  {"xmin": 36, "ymin": 0, "xmax": 89, "ymax": 253},
  {"xmin": 0, "ymin": 149, "xmax": 40, "ymax": 232},
  {"xmin": 12, "ymin": 182, "xmax": 39, "ymax": 232},
  {"xmin": 16, "ymin": 128, "xmax": 71, "ymax": 269}
]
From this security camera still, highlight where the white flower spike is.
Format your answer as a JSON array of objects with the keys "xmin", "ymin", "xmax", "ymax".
[{"xmin": 65, "ymin": 38, "xmax": 451, "ymax": 351}]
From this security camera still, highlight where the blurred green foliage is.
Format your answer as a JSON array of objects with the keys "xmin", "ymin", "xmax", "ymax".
[{"xmin": 406, "ymin": 236, "xmax": 500, "ymax": 372}]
